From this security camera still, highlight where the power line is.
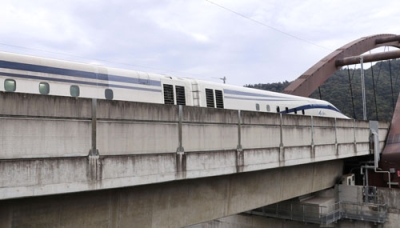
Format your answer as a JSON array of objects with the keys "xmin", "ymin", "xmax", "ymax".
[{"xmin": 205, "ymin": 0, "xmax": 332, "ymax": 51}]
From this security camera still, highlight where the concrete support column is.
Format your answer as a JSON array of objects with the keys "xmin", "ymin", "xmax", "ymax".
[
  {"xmin": 310, "ymin": 116, "xmax": 315, "ymax": 159},
  {"xmin": 279, "ymin": 113, "xmax": 285, "ymax": 165},
  {"xmin": 353, "ymin": 119, "xmax": 357, "ymax": 155},
  {"xmin": 236, "ymin": 110, "xmax": 244, "ymax": 172},
  {"xmin": 88, "ymin": 98, "xmax": 101, "ymax": 182},
  {"xmin": 335, "ymin": 118, "xmax": 339, "ymax": 156},
  {"xmin": 176, "ymin": 105, "xmax": 186, "ymax": 178}
]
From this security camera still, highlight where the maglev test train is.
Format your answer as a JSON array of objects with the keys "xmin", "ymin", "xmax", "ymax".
[{"xmin": 0, "ymin": 51, "xmax": 348, "ymax": 119}]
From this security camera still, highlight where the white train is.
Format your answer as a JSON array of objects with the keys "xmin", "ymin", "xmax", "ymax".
[{"xmin": 0, "ymin": 51, "xmax": 348, "ymax": 119}]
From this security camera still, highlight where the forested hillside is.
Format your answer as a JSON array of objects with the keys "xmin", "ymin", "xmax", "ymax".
[{"xmin": 245, "ymin": 60, "xmax": 400, "ymax": 122}]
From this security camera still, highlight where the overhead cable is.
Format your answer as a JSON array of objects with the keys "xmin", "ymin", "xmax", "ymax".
[{"xmin": 205, "ymin": 0, "xmax": 332, "ymax": 51}]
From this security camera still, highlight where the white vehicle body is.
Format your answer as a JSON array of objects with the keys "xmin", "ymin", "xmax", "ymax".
[{"xmin": 0, "ymin": 52, "xmax": 348, "ymax": 119}]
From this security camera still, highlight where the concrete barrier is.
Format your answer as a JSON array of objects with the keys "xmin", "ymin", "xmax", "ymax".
[{"xmin": 0, "ymin": 92, "xmax": 390, "ymax": 200}]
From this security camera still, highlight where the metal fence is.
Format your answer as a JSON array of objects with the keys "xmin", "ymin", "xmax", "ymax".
[{"xmin": 248, "ymin": 201, "xmax": 387, "ymax": 225}]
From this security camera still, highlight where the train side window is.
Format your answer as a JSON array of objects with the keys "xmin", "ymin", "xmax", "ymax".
[
  {"xmin": 39, "ymin": 82, "xmax": 50, "ymax": 95},
  {"xmin": 256, "ymin": 103, "xmax": 260, "ymax": 111},
  {"xmin": 294, "ymin": 108, "xmax": 297, "ymax": 114},
  {"xmin": 4, "ymin": 79, "xmax": 16, "ymax": 92},
  {"xmin": 205, "ymin": 88, "xmax": 215, "ymax": 108},
  {"xmin": 302, "ymin": 109, "xmax": 305, "ymax": 115},
  {"xmin": 266, "ymin": 105, "xmax": 270, "ymax": 112},
  {"xmin": 175, "ymin": 86, "xmax": 186, "ymax": 105},
  {"xmin": 70, "ymin": 85, "xmax": 80, "ymax": 97},
  {"xmin": 276, "ymin": 106, "xmax": 280, "ymax": 113},
  {"xmin": 285, "ymin": 107, "xmax": 289, "ymax": 113},
  {"xmin": 215, "ymin": 90, "xmax": 224, "ymax": 109},
  {"xmin": 105, "ymin": 89, "xmax": 113, "ymax": 100},
  {"xmin": 163, "ymin": 84, "xmax": 174, "ymax": 105}
]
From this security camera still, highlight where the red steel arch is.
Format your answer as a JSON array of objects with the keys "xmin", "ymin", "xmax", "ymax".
[
  {"xmin": 283, "ymin": 34, "xmax": 400, "ymax": 188},
  {"xmin": 283, "ymin": 34, "xmax": 400, "ymax": 97}
]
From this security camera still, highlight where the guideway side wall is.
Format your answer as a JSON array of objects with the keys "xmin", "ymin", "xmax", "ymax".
[{"xmin": 0, "ymin": 92, "xmax": 389, "ymax": 200}]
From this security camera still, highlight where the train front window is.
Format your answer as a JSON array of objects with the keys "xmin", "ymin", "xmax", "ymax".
[
  {"xmin": 39, "ymin": 82, "xmax": 50, "ymax": 95},
  {"xmin": 4, "ymin": 79, "xmax": 16, "ymax": 92}
]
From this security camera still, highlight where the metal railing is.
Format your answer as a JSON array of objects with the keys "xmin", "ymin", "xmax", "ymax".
[
  {"xmin": 247, "ymin": 201, "xmax": 387, "ymax": 225},
  {"xmin": 340, "ymin": 201, "xmax": 388, "ymax": 223}
]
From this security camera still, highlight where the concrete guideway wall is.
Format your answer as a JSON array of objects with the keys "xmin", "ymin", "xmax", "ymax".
[
  {"xmin": 0, "ymin": 93, "xmax": 92, "ymax": 158},
  {"xmin": 0, "ymin": 92, "xmax": 390, "ymax": 200}
]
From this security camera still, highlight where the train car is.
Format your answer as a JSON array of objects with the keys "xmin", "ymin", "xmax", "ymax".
[{"xmin": 0, "ymin": 51, "xmax": 348, "ymax": 119}]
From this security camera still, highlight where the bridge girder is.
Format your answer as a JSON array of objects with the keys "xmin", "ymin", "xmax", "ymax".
[
  {"xmin": 336, "ymin": 50, "xmax": 400, "ymax": 67},
  {"xmin": 283, "ymin": 34, "xmax": 400, "ymax": 97}
]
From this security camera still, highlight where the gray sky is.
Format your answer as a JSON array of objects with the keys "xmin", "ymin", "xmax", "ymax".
[{"xmin": 0, "ymin": 0, "xmax": 399, "ymax": 86}]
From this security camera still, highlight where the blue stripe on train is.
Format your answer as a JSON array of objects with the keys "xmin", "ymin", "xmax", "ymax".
[
  {"xmin": 0, "ymin": 72, "xmax": 162, "ymax": 93},
  {"xmin": 224, "ymin": 88, "xmax": 297, "ymax": 100},
  {"xmin": 224, "ymin": 95, "xmax": 295, "ymax": 102},
  {"xmin": 281, "ymin": 104, "xmax": 341, "ymax": 114},
  {"xmin": 0, "ymin": 60, "xmax": 161, "ymax": 87}
]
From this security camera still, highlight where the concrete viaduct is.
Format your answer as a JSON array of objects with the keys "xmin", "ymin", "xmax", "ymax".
[
  {"xmin": 0, "ymin": 92, "xmax": 388, "ymax": 227},
  {"xmin": 1, "ymin": 34, "xmax": 400, "ymax": 227}
]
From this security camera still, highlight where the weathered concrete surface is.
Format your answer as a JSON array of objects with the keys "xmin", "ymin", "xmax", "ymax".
[
  {"xmin": 0, "ymin": 160, "xmax": 343, "ymax": 228},
  {"xmin": 374, "ymin": 187, "xmax": 400, "ymax": 228},
  {"xmin": 0, "ymin": 92, "xmax": 390, "ymax": 200},
  {"xmin": 0, "ymin": 118, "xmax": 91, "ymax": 158},
  {"xmin": 0, "ymin": 93, "xmax": 389, "ymax": 159}
]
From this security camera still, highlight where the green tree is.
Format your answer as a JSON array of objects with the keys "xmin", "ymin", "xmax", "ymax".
[{"xmin": 245, "ymin": 60, "xmax": 400, "ymax": 122}]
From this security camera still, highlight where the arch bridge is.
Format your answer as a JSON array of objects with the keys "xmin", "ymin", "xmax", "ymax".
[{"xmin": 284, "ymin": 34, "xmax": 400, "ymax": 187}]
